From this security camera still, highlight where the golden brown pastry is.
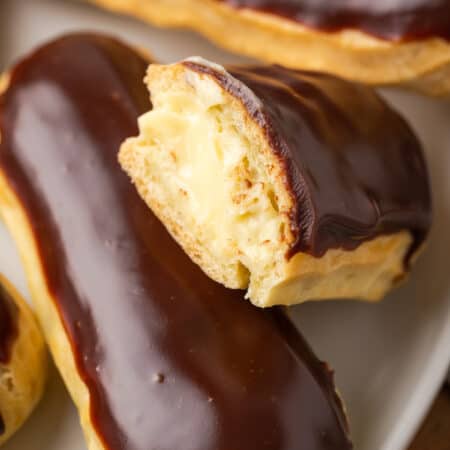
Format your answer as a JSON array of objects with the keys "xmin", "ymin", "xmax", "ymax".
[
  {"xmin": 0, "ymin": 33, "xmax": 352, "ymax": 450},
  {"xmin": 89, "ymin": 0, "xmax": 450, "ymax": 96},
  {"xmin": 120, "ymin": 58, "xmax": 432, "ymax": 307},
  {"xmin": 0, "ymin": 275, "xmax": 47, "ymax": 446}
]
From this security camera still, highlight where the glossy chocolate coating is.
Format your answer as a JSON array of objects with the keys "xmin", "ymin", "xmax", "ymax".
[
  {"xmin": 0, "ymin": 34, "xmax": 352, "ymax": 450},
  {"xmin": 222, "ymin": 0, "xmax": 450, "ymax": 41},
  {"xmin": 0, "ymin": 284, "xmax": 18, "ymax": 365},
  {"xmin": 184, "ymin": 62, "xmax": 431, "ymax": 260}
]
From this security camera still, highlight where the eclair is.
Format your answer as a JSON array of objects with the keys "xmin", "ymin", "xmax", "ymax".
[
  {"xmin": 0, "ymin": 33, "xmax": 352, "ymax": 450},
  {"xmin": 90, "ymin": 0, "xmax": 450, "ymax": 95},
  {"xmin": 0, "ymin": 276, "xmax": 47, "ymax": 445},
  {"xmin": 120, "ymin": 59, "xmax": 432, "ymax": 307}
]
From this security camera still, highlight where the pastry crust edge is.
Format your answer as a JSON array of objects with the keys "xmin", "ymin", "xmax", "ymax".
[{"xmin": 90, "ymin": 0, "xmax": 450, "ymax": 96}]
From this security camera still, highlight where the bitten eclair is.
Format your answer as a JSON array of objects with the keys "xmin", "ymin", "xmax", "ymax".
[
  {"xmin": 0, "ymin": 276, "xmax": 47, "ymax": 446},
  {"xmin": 120, "ymin": 59, "xmax": 432, "ymax": 307},
  {"xmin": 89, "ymin": 0, "xmax": 450, "ymax": 96},
  {"xmin": 0, "ymin": 33, "xmax": 352, "ymax": 450}
]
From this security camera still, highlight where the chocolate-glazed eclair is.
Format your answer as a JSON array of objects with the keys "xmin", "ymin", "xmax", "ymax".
[
  {"xmin": 0, "ymin": 276, "xmax": 47, "ymax": 445},
  {"xmin": 0, "ymin": 33, "xmax": 352, "ymax": 450},
  {"xmin": 89, "ymin": 0, "xmax": 450, "ymax": 96},
  {"xmin": 120, "ymin": 59, "xmax": 431, "ymax": 307}
]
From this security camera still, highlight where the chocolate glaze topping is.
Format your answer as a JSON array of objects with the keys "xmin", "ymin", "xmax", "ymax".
[
  {"xmin": 0, "ymin": 34, "xmax": 352, "ymax": 450},
  {"xmin": 0, "ymin": 283, "xmax": 18, "ymax": 365},
  {"xmin": 221, "ymin": 0, "xmax": 450, "ymax": 41},
  {"xmin": 184, "ymin": 62, "xmax": 432, "ymax": 260}
]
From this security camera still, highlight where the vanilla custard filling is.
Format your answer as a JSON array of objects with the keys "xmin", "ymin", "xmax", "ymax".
[{"xmin": 135, "ymin": 76, "xmax": 287, "ymax": 290}]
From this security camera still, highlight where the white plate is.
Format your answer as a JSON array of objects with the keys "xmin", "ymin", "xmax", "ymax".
[{"xmin": 0, "ymin": 1, "xmax": 449, "ymax": 449}]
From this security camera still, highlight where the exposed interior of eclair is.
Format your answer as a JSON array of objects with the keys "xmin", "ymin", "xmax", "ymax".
[
  {"xmin": 120, "ymin": 59, "xmax": 414, "ymax": 307},
  {"xmin": 119, "ymin": 60, "xmax": 294, "ymax": 306}
]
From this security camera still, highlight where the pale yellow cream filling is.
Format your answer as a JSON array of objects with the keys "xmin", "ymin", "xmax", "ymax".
[{"xmin": 136, "ymin": 77, "xmax": 285, "ymax": 282}]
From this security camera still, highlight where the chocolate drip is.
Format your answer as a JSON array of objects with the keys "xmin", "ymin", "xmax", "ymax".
[
  {"xmin": 0, "ymin": 34, "xmax": 352, "ymax": 450},
  {"xmin": 0, "ymin": 284, "xmax": 18, "ymax": 364},
  {"xmin": 221, "ymin": 0, "xmax": 450, "ymax": 41},
  {"xmin": 184, "ymin": 62, "xmax": 431, "ymax": 260}
]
